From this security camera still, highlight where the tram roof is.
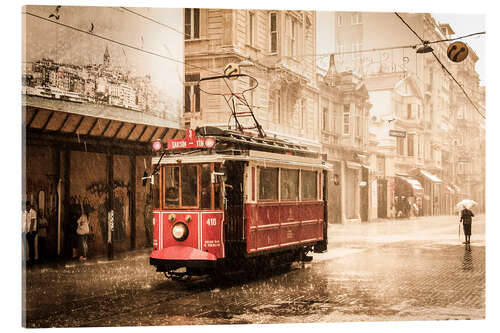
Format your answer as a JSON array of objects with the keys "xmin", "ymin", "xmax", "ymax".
[
  {"xmin": 194, "ymin": 126, "xmax": 320, "ymax": 157},
  {"xmin": 152, "ymin": 152, "xmax": 331, "ymax": 170}
]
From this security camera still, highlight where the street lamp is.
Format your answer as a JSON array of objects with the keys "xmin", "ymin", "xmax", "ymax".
[{"xmin": 416, "ymin": 42, "xmax": 434, "ymax": 54}]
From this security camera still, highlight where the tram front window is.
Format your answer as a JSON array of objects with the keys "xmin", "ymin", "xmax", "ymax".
[
  {"xmin": 162, "ymin": 163, "xmax": 221, "ymax": 209},
  {"xmin": 165, "ymin": 166, "xmax": 180, "ymax": 207},
  {"xmin": 201, "ymin": 164, "xmax": 211, "ymax": 209},
  {"xmin": 181, "ymin": 165, "xmax": 198, "ymax": 207}
]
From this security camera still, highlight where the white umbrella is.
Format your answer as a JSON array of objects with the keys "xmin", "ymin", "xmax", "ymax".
[{"xmin": 455, "ymin": 199, "xmax": 478, "ymax": 211}]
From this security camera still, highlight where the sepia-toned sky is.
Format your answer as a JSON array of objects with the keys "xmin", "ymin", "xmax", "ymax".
[{"xmin": 22, "ymin": 5, "xmax": 184, "ymax": 104}]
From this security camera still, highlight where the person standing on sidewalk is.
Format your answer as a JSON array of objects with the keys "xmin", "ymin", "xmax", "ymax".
[
  {"xmin": 460, "ymin": 207, "xmax": 474, "ymax": 244},
  {"xmin": 24, "ymin": 201, "xmax": 37, "ymax": 266},
  {"xmin": 76, "ymin": 207, "xmax": 90, "ymax": 261}
]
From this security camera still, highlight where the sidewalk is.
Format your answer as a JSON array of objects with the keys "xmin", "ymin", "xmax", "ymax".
[{"xmin": 23, "ymin": 247, "xmax": 152, "ymax": 272}]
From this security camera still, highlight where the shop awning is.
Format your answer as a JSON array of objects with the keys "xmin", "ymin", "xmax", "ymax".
[
  {"xmin": 420, "ymin": 170, "xmax": 442, "ymax": 183},
  {"xmin": 23, "ymin": 95, "xmax": 183, "ymax": 146},
  {"xmin": 398, "ymin": 176, "xmax": 424, "ymax": 192}
]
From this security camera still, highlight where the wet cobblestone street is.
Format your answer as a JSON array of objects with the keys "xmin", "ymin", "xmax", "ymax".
[{"xmin": 23, "ymin": 214, "xmax": 485, "ymax": 327}]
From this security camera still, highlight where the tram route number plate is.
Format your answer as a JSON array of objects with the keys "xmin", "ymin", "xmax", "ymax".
[{"xmin": 206, "ymin": 218, "xmax": 217, "ymax": 226}]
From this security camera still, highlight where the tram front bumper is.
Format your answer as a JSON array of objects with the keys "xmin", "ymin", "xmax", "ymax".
[{"xmin": 150, "ymin": 246, "xmax": 217, "ymax": 271}]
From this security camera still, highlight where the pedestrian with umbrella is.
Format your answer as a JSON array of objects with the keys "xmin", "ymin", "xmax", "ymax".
[{"xmin": 456, "ymin": 200, "xmax": 477, "ymax": 244}]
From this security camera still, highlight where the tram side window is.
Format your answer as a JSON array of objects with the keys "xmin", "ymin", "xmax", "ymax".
[
  {"xmin": 201, "ymin": 164, "xmax": 211, "ymax": 209},
  {"xmin": 165, "ymin": 167, "xmax": 180, "ymax": 207},
  {"xmin": 301, "ymin": 170, "xmax": 317, "ymax": 200},
  {"xmin": 280, "ymin": 169, "xmax": 299, "ymax": 201},
  {"xmin": 181, "ymin": 165, "xmax": 198, "ymax": 207},
  {"xmin": 259, "ymin": 167, "xmax": 278, "ymax": 201}
]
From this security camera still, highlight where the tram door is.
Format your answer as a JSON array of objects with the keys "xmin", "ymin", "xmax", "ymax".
[{"xmin": 224, "ymin": 161, "xmax": 245, "ymax": 255}]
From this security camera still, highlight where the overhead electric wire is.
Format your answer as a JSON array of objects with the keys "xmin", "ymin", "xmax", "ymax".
[
  {"xmin": 394, "ymin": 12, "xmax": 485, "ymax": 119},
  {"xmin": 113, "ymin": 7, "xmax": 487, "ymax": 110},
  {"xmin": 22, "ymin": 10, "xmax": 251, "ymax": 86},
  {"xmin": 427, "ymin": 31, "xmax": 485, "ymax": 45},
  {"xmin": 280, "ymin": 32, "xmax": 485, "ymax": 59}
]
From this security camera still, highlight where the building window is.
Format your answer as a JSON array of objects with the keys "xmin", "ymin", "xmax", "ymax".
[
  {"xmin": 322, "ymin": 103, "xmax": 329, "ymax": 132},
  {"xmin": 285, "ymin": 15, "xmax": 299, "ymax": 57},
  {"xmin": 351, "ymin": 12, "xmax": 362, "ymax": 25},
  {"xmin": 184, "ymin": 73, "xmax": 200, "ymax": 113},
  {"xmin": 407, "ymin": 134, "xmax": 415, "ymax": 157},
  {"xmin": 270, "ymin": 12, "xmax": 278, "ymax": 53},
  {"xmin": 184, "ymin": 8, "xmax": 200, "ymax": 40},
  {"xmin": 397, "ymin": 137, "xmax": 405, "ymax": 155},
  {"xmin": 337, "ymin": 15, "xmax": 342, "ymax": 26},
  {"xmin": 343, "ymin": 104, "xmax": 350, "ymax": 135},
  {"xmin": 355, "ymin": 105, "xmax": 362, "ymax": 137},
  {"xmin": 290, "ymin": 19, "xmax": 299, "ymax": 57},
  {"xmin": 248, "ymin": 11, "xmax": 256, "ymax": 47}
]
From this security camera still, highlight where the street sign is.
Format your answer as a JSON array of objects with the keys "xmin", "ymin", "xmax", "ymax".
[
  {"xmin": 224, "ymin": 63, "xmax": 240, "ymax": 80},
  {"xmin": 447, "ymin": 41, "xmax": 469, "ymax": 63},
  {"xmin": 167, "ymin": 129, "xmax": 216, "ymax": 150},
  {"xmin": 389, "ymin": 130, "xmax": 406, "ymax": 138}
]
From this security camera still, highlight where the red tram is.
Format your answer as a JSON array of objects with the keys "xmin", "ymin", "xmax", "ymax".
[{"xmin": 148, "ymin": 126, "xmax": 330, "ymax": 278}]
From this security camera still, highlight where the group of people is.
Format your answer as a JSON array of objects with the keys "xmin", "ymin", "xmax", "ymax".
[{"xmin": 22, "ymin": 200, "xmax": 90, "ymax": 266}]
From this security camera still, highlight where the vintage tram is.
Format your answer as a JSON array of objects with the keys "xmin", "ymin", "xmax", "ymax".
[{"xmin": 148, "ymin": 126, "xmax": 330, "ymax": 278}]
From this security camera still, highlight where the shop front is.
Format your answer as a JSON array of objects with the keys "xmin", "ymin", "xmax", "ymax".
[
  {"xmin": 23, "ymin": 96, "xmax": 182, "ymax": 260},
  {"xmin": 412, "ymin": 169, "xmax": 443, "ymax": 216},
  {"xmin": 394, "ymin": 175, "xmax": 424, "ymax": 218}
]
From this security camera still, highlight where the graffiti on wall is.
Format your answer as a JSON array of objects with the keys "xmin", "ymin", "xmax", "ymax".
[{"xmin": 79, "ymin": 180, "xmax": 130, "ymax": 246}]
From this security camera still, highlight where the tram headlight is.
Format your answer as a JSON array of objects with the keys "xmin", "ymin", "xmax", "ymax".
[{"xmin": 172, "ymin": 222, "xmax": 189, "ymax": 241}]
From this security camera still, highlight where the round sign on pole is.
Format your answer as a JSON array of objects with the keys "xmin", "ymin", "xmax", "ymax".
[
  {"xmin": 224, "ymin": 62, "xmax": 240, "ymax": 80},
  {"xmin": 447, "ymin": 41, "xmax": 469, "ymax": 63}
]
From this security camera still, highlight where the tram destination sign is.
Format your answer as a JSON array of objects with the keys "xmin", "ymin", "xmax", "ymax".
[
  {"xmin": 167, "ymin": 129, "xmax": 216, "ymax": 150},
  {"xmin": 389, "ymin": 130, "xmax": 407, "ymax": 138}
]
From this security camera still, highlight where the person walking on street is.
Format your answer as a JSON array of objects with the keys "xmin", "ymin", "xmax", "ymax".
[
  {"xmin": 460, "ymin": 207, "xmax": 474, "ymax": 244},
  {"xmin": 24, "ymin": 201, "xmax": 37, "ymax": 266},
  {"xmin": 76, "ymin": 206, "xmax": 90, "ymax": 261}
]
